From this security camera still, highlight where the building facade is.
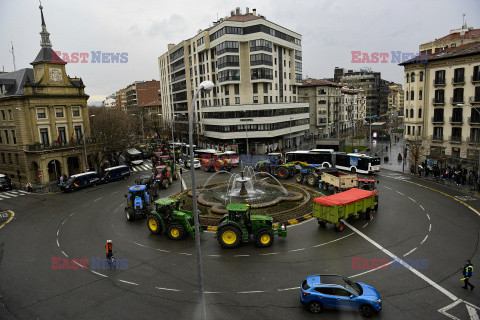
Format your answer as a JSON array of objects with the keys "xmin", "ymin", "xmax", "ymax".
[
  {"xmin": 158, "ymin": 7, "xmax": 307, "ymax": 153},
  {"xmin": 0, "ymin": 4, "xmax": 90, "ymax": 185},
  {"xmin": 388, "ymin": 82, "xmax": 405, "ymax": 116},
  {"xmin": 401, "ymin": 42, "xmax": 480, "ymax": 164},
  {"xmin": 334, "ymin": 67, "xmax": 389, "ymax": 118},
  {"xmin": 420, "ymin": 24, "xmax": 480, "ymax": 55},
  {"xmin": 115, "ymin": 88, "xmax": 127, "ymax": 110}
]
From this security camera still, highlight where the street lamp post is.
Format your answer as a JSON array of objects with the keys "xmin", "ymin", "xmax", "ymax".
[
  {"xmin": 83, "ymin": 114, "xmax": 95, "ymax": 171},
  {"xmin": 243, "ymin": 110, "xmax": 249, "ymax": 156},
  {"xmin": 189, "ymin": 80, "xmax": 214, "ymax": 320},
  {"xmin": 289, "ymin": 117, "xmax": 293, "ymax": 150}
]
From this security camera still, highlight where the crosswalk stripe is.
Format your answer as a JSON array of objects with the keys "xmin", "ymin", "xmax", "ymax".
[
  {"xmin": 16, "ymin": 190, "xmax": 28, "ymax": 194},
  {"xmin": 3, "ymin": 192, "xmax": 18, "ymax": 197},
  {"xmin": 8, "ymin": 190, "xmax": 20, "ymax": 195},
  {"xmin": 0, "ymin": 194, "xmax": 11, "ymax": 199}
]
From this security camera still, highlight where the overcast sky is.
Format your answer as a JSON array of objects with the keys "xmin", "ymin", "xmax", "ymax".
[{"xmin": 1, "ymin": 0, "xmax": 479, "ymax": 104}]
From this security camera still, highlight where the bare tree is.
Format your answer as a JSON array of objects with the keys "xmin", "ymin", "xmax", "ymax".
[
  {"xmin": 89, "ymin": 107, "xmax": 135, "ymax": 167},
  {"xmin": 406, "ymin": 138, "xmax": 428, "ymax": 174}
]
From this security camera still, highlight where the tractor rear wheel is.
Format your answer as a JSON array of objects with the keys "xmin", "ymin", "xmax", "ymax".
[
  {"xmin": 294, "ymin": 174, "xmax": 303, "ymax": 184},
  {"xmin": 259, "ymin": 166, "xmax": 270, "ymax": 174},
  {"xmin": 147, "ymin": 215, "xmax": 162, "ymax": 234},
  {"xmin": 254, "ymin": 228, "xmax": 274, "ymax": 248},
  {"xmin": 162, "ymin": 179, "xmax": 169, "ymax": 189},
  {"xmin": 335, "ymin": 222, "xmax": 345, "ymax": 232},
  {"xmin": 318, "ymin": 220, "xmax": 326, "ymax": 228},
  {"xmin": 307, "ymin": 174, "xmax": 318, "ymax": 187},
  {"xmin": 166, "ymin": 222, "xmax": 186, "ymax": 240},
  {"xmin": 125, "ymin": 208, "xmax": 134, "ymax": 221},
  {"xmin": 276, "ymin": 167, "xmax": 289, "ymax": 179},
  {"xmin": 217, "ymin": 225, "xmax": 242, "ymax": 249},
  {"xmin": 322, "ymin": 183, "xmax": 328, "ymax": 190}
]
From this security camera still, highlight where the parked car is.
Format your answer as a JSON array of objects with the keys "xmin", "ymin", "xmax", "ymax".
[
  {"xmin": 100, "ymin": 165, "xmax": 130, "ymax": 183},
  {"xmin": 0, "ymin": 174, "xmax": 14, "ymax": 191},
  {"xmin": 61, "ymin": 172, "xmax": 100, "ymax": 192},
  {"xmin": 183, "ymin": 158, "xmax": 201, "ymax": 169},
  {"xmin": 300, "ymin": 274, "xmax": 381, "ymax": 317}
]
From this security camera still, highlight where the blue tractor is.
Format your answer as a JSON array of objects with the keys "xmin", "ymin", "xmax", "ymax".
[{"xmin": 124, "ymin": 185, "xmax": 152, "ymax": 221}]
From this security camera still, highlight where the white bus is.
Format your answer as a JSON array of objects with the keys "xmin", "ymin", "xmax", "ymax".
[
  {"xmin": 285, "ymin": 149, "xmax": 334, "ymax": 167},
  {"xmin": 334, "ymin": 153, "xmax": 381, "ymax": 174}
]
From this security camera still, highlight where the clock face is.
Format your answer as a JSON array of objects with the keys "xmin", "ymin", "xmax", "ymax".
[{"xmin": 49, "ymin": 68, "xmax": 63, "ymax": 83}]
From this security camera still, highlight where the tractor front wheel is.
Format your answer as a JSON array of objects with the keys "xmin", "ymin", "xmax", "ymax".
[
  {"xmin": 125, "ymin": 208, "xmax": 134, "ymax": 221},
  {"xmin": 166, "ymin": 222, "xmax": 186, "ymax": 240},
  {"xmin": 307, "ymin": 174, "xmax": 318, "ymax": 187},
  {"xmin": 147, "ymin": 215, "xmax": 162, "ymax": 234},
  {"xmin": 217, "ymin": 225, "xmax": 241, "ymax": 249},
  {"xmin": 276, "ymin": 167, "xmax": 289, "ymax": 179},
  {"xmin": 294, "ymin": 174, "xmax": 303, "ymax": 184},
  {"xmin": 254, "ymin": 228, "xmax": 274, "ymax": 248}
]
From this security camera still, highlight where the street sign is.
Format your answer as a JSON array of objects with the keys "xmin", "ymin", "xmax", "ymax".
[
  {"xmin": 38, "ymin": 173, "xmax": 42, "ymax": 178},
  {"xmin": 354, "ymin": 149, "xmax": 358, "ymax": 153},
  {"xmin": 86, "ymin": 165, "xmax": 89, "ymax": 170}
]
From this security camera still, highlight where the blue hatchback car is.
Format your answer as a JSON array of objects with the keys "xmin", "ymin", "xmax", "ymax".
[{"xmin": 300, "ymin": 274, "xmax": 382, "ymax": 317}]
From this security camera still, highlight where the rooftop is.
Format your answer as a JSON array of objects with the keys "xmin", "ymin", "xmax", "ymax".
[
  {"xmin": 400, "ymin": 41, "xmax": 480, "ymax": 65},
  {"xmin": 301, "ymin": 78, "xmax": 343, "ymax": 87}
]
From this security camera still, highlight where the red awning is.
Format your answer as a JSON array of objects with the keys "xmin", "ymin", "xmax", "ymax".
[{"xmin": 314, "ymin": 188, "xmax": 374, "ymax": 207}]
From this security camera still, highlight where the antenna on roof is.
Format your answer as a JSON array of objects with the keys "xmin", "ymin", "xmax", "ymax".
[
  {"xmin": 9, "ymin": 41, "xmax": 16, "ymax": 71},
  {"xmin": 462, "ymin": 13, "xmax": 467, "ymax": 28}
]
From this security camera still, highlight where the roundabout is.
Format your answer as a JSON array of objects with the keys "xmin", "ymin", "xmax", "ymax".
[{"xmin": 0, "ymin": 168, "xmax": 480, "ymax": 319}]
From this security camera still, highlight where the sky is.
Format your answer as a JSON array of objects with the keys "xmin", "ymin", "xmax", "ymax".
[{"xmin": 1, "ymin": 0, "xmax": 479, "ymax": 104}]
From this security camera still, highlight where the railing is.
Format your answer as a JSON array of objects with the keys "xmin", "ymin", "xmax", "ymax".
[
  {"xmin": 451, "ymin": 97, "xmax": 464, "ymax": 104},
  {"xmin": 468, "ymin": 117, "xmax": 480, "ymax": 124},
  {"xmin": 472, "ymin": 75, "xmax": 480, "ymax": 83},
  {"xmin": 470, "ymin": 96, "xmax": 480, "ymax": 104},
  {"xmin": 449, "ymin": 116, "xmax": 463, "ymax": 124},
  {"xmin": 434, "ymin": 79, "xmax": 446, "ymax": 86},
  {"xmin": 27, "ymin": 139, "xmax": 92, "ymax": 151},
  {"xmin": 431, "ymin": 135, "xmax": 443, "ymax": 142},
  {"xmin": 432, "ymin": 97, "xmax": 444, "ymax": 104},
  {"xmin": 452, "ymin": 77, "xmax": 465, "ymax": 84},
  {"xmin": 448, "ymin": 135, "xmax": 462, "ymax": 143},
  {"xmin": 467, "ymin": 137, "xmax": 480, "ymax": 144},
  {"xmin": 431, "ymin": 116, "xmax": 444, "ymax": 124}
]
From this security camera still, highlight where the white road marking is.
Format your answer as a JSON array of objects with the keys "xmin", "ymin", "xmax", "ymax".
[
  {"xmin": 312, "ymin": 233, "xmax": 354, "ymax": 248},
  {"xmin": 56, "ymin": 239, "xmax": 60, "ymax": 247},
  {"xmin": 421, "ymin": 235, "xmax": 429, "ymax": 245},
  {"xmin": 157, "ymin": 249, "xmax": 170, "ymax": 253},
  {"xmin": 133, "ymin": 241, "xmax": 147, "ymax": 247},
  {"xmin": 396, "ymin": 191, "xmax": 404, "ymax": 195},
  {"xmin": 111, "ymin": 191, "xmax": 119, "ymax": 194},
  {"xmin": 82, "ymin": 204, "xmax": 89, "ymax": 208},
  {"xmin": 237, "ymin": 290, "xmax": 266, "ymax": 294},
  {"xmin": 350, "ymin": 261, "xmax": 394, "ymax": 278},
  {"xmin": 259, "ymin": 252, "xmax": 278, "ymax": 256},
  {"xmin": 0, "ymin": 194, "xmax": 11, "ymax": 199},
  {"xmin": 234, "ymin": 254, "xmax": 249, "ymax": 257},
  {"xmin": 408, "ymin": 197, "xmax": 416, "ymax": 202},
  {"xmin": 94, "ymin": 197, "xmax": 102, "ymax": 202},
  {"xmin": 205, "ymin": 291, "xmax": 220, "ymax": 294},
  {"xmin": 16, "ymin": 190, "xmax": 28, "ymax": 194},
  {"xmin": 289, "ymin": 248, "xmax": 305, "ymax": 252},
  {"xmin": 362, "ymin": 223, "xmax": 368, "ymax": 228},
  {"xmin": 72, "ymin": 260, "xmax": 86, "ymax": 268},
  {"xmin": 119, "ymin": 280, "xmax": 138, "ymax": 286},
  {"xmin": 420, "ymin": 205, "xmax": 425, "ymax": 211},
  {"xmin": 277, "ymin": 287, "xmax": 299, "ymax": 291},
  {"xmin": 3, "ymin": 192, "xmax": 17, "ymax": 197},
  {"xmin": 181, "ymin": 176, "xmax": 187, "ymax": 190},
  {"xmin": 404, "ymin": 247, "xmax": 417, "ymax": 257},
  {"xmin": 61, "ymin": 251, "xmax": 68, "ymax": 257},
  {"xmin": 467, "ymin": 304, "xmax": 480, "ymax": 320},
  {"xmin": 56, "ymin": 230, "xmax": 59, "ymax": 236},
  {"xmin": 429, "ymin": 224, "xmax": 432, "ymax": 231},
  {"xmin": 70, "ymin": 212, "xmax": 75, "ymax": 217},
  {"xmin": 426, "ymin": 214, "xmax": 430, "ymax": 220},
  {"xmin": 343, "ymin": 220, "xmax": 458, "ymax": 301},
  {"xmin": 383, "ymin": 186, "xmax": 392, "ymax": 190},
  {"xmin": 8, "ymin": 191, "xmax": 20, "ymax": 194},
  {"xmin": 91, "ymin": 270, "xmax": 108, "ymax": 278},
  {"xmin": 179, "ymin": 253, "xmax": 192, "ymax": 256},
  {"xmin": 156, "ymin": 287, "xmax": 180, "ymax": 292}
]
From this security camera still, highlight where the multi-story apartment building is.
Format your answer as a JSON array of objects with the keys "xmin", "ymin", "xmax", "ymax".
[
  {"xmin": 115, "ymin": 88, "xmax": 127, "ymax": 110},
  {"xmin": 388, "ymin": 82, "xmax": 404, "ymax": 116},
  {"xmin": 299, "ymin": 79, "xmax": 366, "ymax": 138},
  {"xmin": 158, "ymin": 7, "xmax": 308, "ymax": 153},
  {"xmin": 420, "ymin": 24, "xmax": 480, "ymax": 55},
  {"xmin": 0, "ymin": 4, "xmax": 90, "ymax": 185},
  {"xmin": 400, "ymin": 42, "xmax": 480, "ymax": 162},
  {"xmin": 334, "ymin": 67, "xmax": 389, "ymax": 118}
]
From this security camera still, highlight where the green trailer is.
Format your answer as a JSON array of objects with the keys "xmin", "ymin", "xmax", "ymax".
[{"xmin": 312, "ymin": 188, "xmax": 377, "ymax": 232}]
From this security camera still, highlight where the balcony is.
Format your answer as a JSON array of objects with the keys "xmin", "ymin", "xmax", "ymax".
[
  {"xmin": 449, "ymin": 136, "xmax": 462, "ymax": 143},
  {"xmin": 470, "ymin": 96, "xmax": 480, "ymax": 105},
  {"xmin": 451, "ymin": 96, "xmax": 464, "ymax": 104},
  {"xmin": 26, "ymin": 139, "xmax": 90, "ymax": 152},
  {"xmin": 431, "ymin": 135, "xmax": 443, "ymax": 142},
  {"xmin": 433, "ymin": 79, "xmax": 446, "ymax": 86},
  {"xmin": 449, "ymin": 117, "xmax": 463, "ymax": 124},
  {"xmin": 467, "ymin": 137, "xmax": 480, "ymax": 144},
  {"xmin": 452, "ymin": 77, "xmax": 465, "ymax": 85},
  {"xmin": 431, "ymin": 117, "xmax": 444, "ymax": 124},
  {"xmin": 432, "ymin": 97, "xmax": 445, "ymax": 105},
  {"xmin": 472, "ymin": 75, "xmax": 480, "ymax": 84}
]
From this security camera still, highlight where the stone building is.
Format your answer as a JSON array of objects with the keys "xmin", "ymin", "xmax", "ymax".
[{"xmin": 0, "ymin": 4, "xmax": 90, "ymax": 185}]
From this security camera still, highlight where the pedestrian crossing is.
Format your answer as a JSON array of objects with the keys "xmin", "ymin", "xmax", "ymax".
[
  {"xmin": 132, "ymin": 163, "xmax": 153, "ymax": 172},
  {"xmin": 0, "ymin": 190, "xmax": 31, "ymax": 200}
]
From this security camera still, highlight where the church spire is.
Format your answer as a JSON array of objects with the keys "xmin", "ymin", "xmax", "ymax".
[{"xmin": 39, "ymin": 1, "xmax": 52, "ymax": 48}]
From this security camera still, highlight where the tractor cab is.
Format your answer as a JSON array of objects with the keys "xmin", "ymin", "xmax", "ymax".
[
  {"xmin": 226, "ymin": 203, "xmax": 252, "ymax": 229},
  {"xmin": 154, "ymin": 165, "xmax": 167, "ymax": 178},
  {"xmin": 155, "ymin": 197, "xmax": 180, "ymax": 217},
  {"xmin": 127, "ymin": 185, "xmax": 150, "ymax": 208},
  {"xmin": 267, "ymin": 153, "xmax": 284, "ymax": 165},
  {"xmin": 358, "ymin": 179, "xmax": 377, "ymax": 191}
]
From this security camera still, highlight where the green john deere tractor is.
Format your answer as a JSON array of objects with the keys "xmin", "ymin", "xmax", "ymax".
[
  {"xmin": 146, "ymin": 198, "xmax": 199, "ymax": 240},
  {"xmin": 216, "ymin": 203, "xmax": 287, "ymax": 248}
]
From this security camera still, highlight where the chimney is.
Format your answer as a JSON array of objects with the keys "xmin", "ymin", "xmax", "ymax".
[
  {"xmin": 231, "ymin": 10, "xmax": 234, "ymax": 17},
  {"xmin": 246, "ymin": 7, "xmax": 249, "ymax": 14},
  {"xmin": 235, "ymin": 7, "xmax": 240, "ymax": 15},
  {"xmin": 253, "ymin": 8, "xmax": 257, "ymax": 16}
]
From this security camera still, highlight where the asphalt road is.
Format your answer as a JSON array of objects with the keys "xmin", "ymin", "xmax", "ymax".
[{"xmin": 0, "ymin": 165, "xmax": 479, "ymax": 320}]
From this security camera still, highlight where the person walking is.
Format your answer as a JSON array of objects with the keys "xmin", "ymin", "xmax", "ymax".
[{"xmin": 463, "ymin": 260, "xmax": 475, "ymax": 290}]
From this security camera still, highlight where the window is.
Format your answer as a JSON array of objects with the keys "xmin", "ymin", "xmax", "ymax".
[
  {"xmin": 56, "ymin": 108, "xmax": 64, "ymax": 118},
  {"xmin": 4, "ymin": 130, "xmax": 9, "ymax": 144},
  {"xmin": 235, "ymin": 97, "xmax": 240, "ymax": 104},
  {"xmin": 433, "ymin": 108, "xmax": 444, "ymax": 122},
  {"xmin": 11, "ymin": 130, "xmax": 16, "ymax": 144},
  {"xmin": 217, "ymin": 55, "xmax": 239, "ymax": 69},
  {"xmin": 295, "ymin": 61, "xmax": 302, "ymax": 72},
  {"xmin": 8, "ymin": 109, "xmax": 12, "ymax": 120},
  {"xmin": 37, "ymin": 108, "xmax": 46, "ymax": 119},
  {"xmin": 418, "ymin": 109, "xmax": 422, "ymax": 118},
  {"xmin": 216, "ymin": 41, "xmax": 239, "ymax": 56},
  {"xmin": 407, "ymin": 126, "xmax": 411, "ymax": 135},
  {"xmin": 433, "ymin": 127, "xmax": 443, "ymax": 140},
  {"xmin": 250, "ymin": 53, "xmax": 273, "ymax": 66},
  {"xmin": 264, "ymin": 96, "xmax": 269, "ymax": 104},
  {"xmin": 225, "ymin": 98, "xmax": 230, "ymax": 106},
  {"xmin": 1, "ymin": 153, "xmax": 4, "ymax": 164},
  {"xmin": 411, "ymin": 72, "xmax": 415, "ymax": 82},
  {"xmin": 453, "ymin": 68, "xmax": 465, "ymax": 83},
  {"xmin": 435, "ymin": 70, "xmax": 445, "ymax": 84},
  {"xmin": 263, "ymin": 83, "xmax": 268, "ymax": 93},
  {"xmin": 419, "ymin": 90, "xmax": 423, "ymax": 100},
  {"xmin": 251, "ymin": 68, "xmax": 273, "ymax": 80},
  {"xmin": 453, "ymin": 88, "xmax": 464, "ymax": 103},
  {"xmin": 40, "ymin": 128, "xmax": 49, "ymax": 145},
  {"xmin": 452, "ymin": 127, "xmax": 462, "ymax": 141},
  {"xmin": 420, "ymin": 71, "xmax": 424, "ymax": 81},
  {"xmin": 411, "ymin": 90, "xmax": 414, "ymax": 100},
  {"xmin": 74, "ymin": 126, "xmax": 82, "ymax": 141},
  {"xmin": 218, "ymin": 70, "xmax": 240, "ymax": 83},
  {"xmin": 434, "ymin": 89, "xmax": 444, "ymax": 103},
  {"xmin": 410, "ymin": 109, "xmax": 414, "ymax": 118},
  {"xmin": 452, "ymin": 108, "xmax": 463, "ymax": 122},
  {"xmin": 58, "ymin": 127, "xmax": 66, "ymax": 143},
  {"xmin": 474, "ymin": 66, "xmax": 480, "ymax": 82},
  {"xmin": 406, "ymin": 74, "xmax": 409, "ymax": 83},
  {"xmin": 417, "ymin": 126, "xmax": 421, "ymax": 135},
  {"xmin": 253, "ymin": 83, "xmax": 258, "ymax": 94},
  {"xmin": 253, "ymin": 96, "xmax": 258, "ymax": 103},
  {"xmin": 72, "ymin": 107, "xmax": 80, "ymax": 117},
  {"xmin": 0, "ymin": 131, "xmax": 2, "ymax": 144},
  {"xmin": 234, "ymin": 84, "xmax": 240, "ymax": 95}
]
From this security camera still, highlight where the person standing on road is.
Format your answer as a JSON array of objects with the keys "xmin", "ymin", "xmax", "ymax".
[
  {"xmin": 105, "ymin": 240, "xmax": 113, "ymax": 260},
  {"xmin": 463, "ymin": 260, "xmax": 475, "ymax": 290}
]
